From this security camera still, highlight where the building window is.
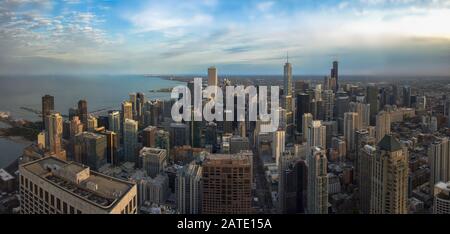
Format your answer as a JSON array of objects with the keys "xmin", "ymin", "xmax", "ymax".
[{"xmin": 63, "ymin": 202, "xmax": 67, "ymax": 214}]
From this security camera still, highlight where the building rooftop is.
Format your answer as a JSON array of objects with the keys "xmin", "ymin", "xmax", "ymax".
[
  {"xmin": 0, "ymin": 169, "xmax": 14, "ymax": 181},
  {"xmin": 21, "ymin": 157, "xmax": 135, "ymax": 209},
  {"xmin": 377, "ymin": 134, "xmax": 402, "ymax": 152}
]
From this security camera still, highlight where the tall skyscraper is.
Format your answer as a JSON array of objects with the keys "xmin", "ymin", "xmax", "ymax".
[
  {"xmin": 45, "ymin": 112, "xmax": 65, "ymax": 160},
  {"xmin": 123, "ymin": 119, "xmax": 138, "ymax": 163},
  {"xmin": 284, "ymin": 58, "xmax": 293, "ymax": 97},
  {"xmin": 122, "ymin": 101, "xmax": 133, "ymax": 121},
  {"xmin": 349, "ymin": 102, "xmax": 370, "ymax": 128},
  {"xmin": 283, "ymin": 59, "xmax": 294, "ymax": 140},
  {"xmin": 139, "ymin": 147, "xmax": 167, "ymax": 178},
  {"xmin": 86, "ymin": 115, "xmax": 97, "ymax": 132},
  {"xmin": 344, "ymin": 112, "xmax": 360, "ymax": 153},
  {"xmin": 302, "ymin": 113, "xmax": 313, "ymax": 142},
  {"xmin": 429, "ymin": 137, "xmax": 450, "ymax": 191},
  {"xmin": 41, "ymin": 95, "xmax": 54, "ymax": 129},
  {"xmin": 322, "ymin": 90, "xmax": 334, "ymax": 121},
  {"xmin": 99, "ymin": 130, "xmax": 118, "ymax": 165},
  {"xmin": 108, "ymin": 110, "xmax": 121, "ymax": 134},
  {"xmin": 375, "ymin": 111, "xmax": 391, "ymax": 143},
  {"xmin": 142, "ymin": 125, "xmax": 157, "ymax": 147},
  {"xmin": 307, "ymin": 147, "xmax": 328, "ymax": 214},
  {"xmin": 78, "ymin": 100, "xmax": 88, "ymax": 129},
  {"xmin": 19, "ymin": 157, "xmax": 137, "ymax": 214},
  {"xmin": 370, "ymin": 135, "xmax": 408, "ymax": 214},
  {"xmin": 366, "ymin": 84, "xmax": 379, "ymax": 125},
  {"xmin": 175, "ymin": 162, "xmax": 202, "ymax": 214},
  {"xmin": 307, "ymin": 120, "xmax": 326, "ymax": 150},
  {"xmin": 155, "ymin": 130, "xmax": 170, "ymax": 159},
  {"xmin": 272, "ymin": 129, "xmax": 285, "ymax": 166},
  {"xmin": 207, "ymin": 66, "xmax": 218, "ymax": 87},
  {"xmin": 202, "ymin": 152, "xmax": 253, "ymax": 214},
  {"xmin": 433, "ymin": 181, "xmax": 450, "ymax": 214},
  {"xmin": 296, "ymin": 93, "xmax": 311, "ymax": 133},
  {"xmin": 74, "ymin": 132, "xmax": 107, "ymax": 170},
  {"xmin": 403, "ymin": 86, "xmax": 411, "ymax": 107},
  {"xmin": 359, "ymin": 144, "xmax": 376, "ymax": 214},
  {"xmin": 331, "ymin": 60, "xmax": 338, "ymax": 91}
]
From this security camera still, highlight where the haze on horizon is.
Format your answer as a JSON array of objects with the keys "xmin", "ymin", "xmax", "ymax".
[{"xmin": 0, "ymin": 0, "xmax": 449, "ymax": 76}]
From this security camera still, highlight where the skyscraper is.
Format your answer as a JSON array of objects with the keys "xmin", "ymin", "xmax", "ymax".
[
  {"xmin": 344, "ymin": 112, "xmax": 360, "ymax": 153},
  {"xmin": 429, "ymin": 137, "xmax": 450, "ymax": 191},
  {"xmin": 78, "ymin": 100, "xmax": 88, "ymax": 129},
  {"xmin": 108, "ymin": 110, "xmax": 121, "ymax": 134},
  {"xmin": 349, "ymin": 102, "xmax": 370, "ymax": 128},
  {"xmin": 74, "ymin": 132, "xmax": 107, "ymax": 170},
  {"xmin": 370, "ymin": 135, "xmax": 408, "ymax": 214},
  {"xmin": 86, "ymin": 115, "xmax": 97, "ymax": 132},
  {"xmin": 403, "ymin": 86, "xmax": 411, "ymax": 107},
  {"xmin": 302, "ymin": 113, "xmax": 313, "ymax": 142},
  {"xmin": 175, "ymin": 162, "xmax": 202, "ymax": 214},
  {"xmin": 41, "ymin": 95, "xmax": 54, "ymax": 129},
  {"xmin": 296, "ymin": 93, "xmax": 311, "ymax": 133},
  {"xmin": 122, "ymin": 101, "xmax": 133, "ymax": 121},
  {"xmin": 283, "ymin": 59, "xmax": 294, "ymax": 140},
  {"xmin": 359, "ymin": 144, "xmax": 376, "ymax": 214},
  {"xmin": 375, "ymin": 111, "xmax": 391, "ymax": 143},
  {"xmin": 45, "ymin": 112, "xmax": 65, "ymax": 160},
  {"xmin": 155, "ymin": 130, "xmax": 170, "ymax": 159},
  {"xmin": 307, "ymin": 120, "xmax": 326, "ymax": 150},
  {"xmin": 123, "ymin": 119, "xmax": 138, "ymax": 163},
  {"xmin": 331, "ymin": 60, "xmax": 338, "ymax": 91},
  {"xmin": 307, "ymin": 147, "xmax": 328, "ymax": 214},
  {"xmin": 207, "ymin": 66, "xmax": 218, "ymax": 87},
  {"xmin": 322, "ymin": 90, "xmax": 334, "ymax": 121},
  {"xmin": 202, "ymin": 152, "xmax": 253, "ymax": 214},
  {"xmin": 139, "ymin": 147, "xmax": 167, "ymax": 178},
  {"xmin": 366, "ymin": 84, "xmax": 379, "ymax": 125},
  {"xmin": 142, "ymin": 125, "xmax": 157, "ymax": 147},
  {"xmin": 272, "ymin": 129, "xmax": 285, "ymax": 166}
]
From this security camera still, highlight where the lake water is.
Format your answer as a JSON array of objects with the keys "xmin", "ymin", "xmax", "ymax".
[{"xmin": 0, "ymin": 75, "xmax": 185, "ymax": 168}]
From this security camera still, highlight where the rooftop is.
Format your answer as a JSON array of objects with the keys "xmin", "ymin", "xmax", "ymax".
[
  {"xmin": 21, "ymin": 157, "xmax": 135, "ymax": 209},
  {"xmin": 0, "ymin": 169, "xmax": 14, "ymax": 181},
  {"xmin": 377, "ymin": 134, "xmax": 402, "ymax": 152}
]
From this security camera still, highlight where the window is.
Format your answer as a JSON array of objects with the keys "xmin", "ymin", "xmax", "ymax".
[
  {"xmin": 45, "ymin": 191, "xmax": 49, "ymax": 203},
  {"xmin": 70, "ymin": 206, "xmax": 75, "ymax": 214},
  {"xmin": 57, "ymin": 198, "xmax": 61, "ymax": 210},
  {"xmin": 63, "ymin": 202, "xmax": 67, "ymax": 214},
  {"xmin": 51, "ymin": 195, "xmax": 55, "ymax": 206}
]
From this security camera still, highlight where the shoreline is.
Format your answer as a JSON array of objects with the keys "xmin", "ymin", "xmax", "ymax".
[{"xmin": 0, "ymin": 135, "xmax": 32, "ymax": 145}]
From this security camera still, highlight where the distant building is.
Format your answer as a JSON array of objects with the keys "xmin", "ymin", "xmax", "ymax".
[
  {"xmin": 19, "ymin": 157, "xmax": 137, "ymax": 214},
  {"xmin": 78, "ymin": 100, "xmax": 88, "ymax": 129},
  {"xmin": 45, "ymin": 112, "xmax": 66, "ymax": 160},
  {"xmin": 74, "ymin": 131, "xmax": 107, "ymax": 170},
  {"xmin": 139, "ymin": 147, "xmax": 167, "ymax": 178},
  {"xmin": 376, "ymin": 111, "xmax": 391, "ymax": 143},
  {"xmin": 429, "ymin": 137, "xmax": 450, "ymax": 191},
  {"xmin": 41, "ymin": 95, "xmax": 54, "ymax": 129},
  {"xmin": 123, "ymin": 119, "xmax": 138, "ymax": 163}
]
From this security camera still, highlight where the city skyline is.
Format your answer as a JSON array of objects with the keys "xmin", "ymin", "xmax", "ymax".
[{"xmin": 0, "ymin": 0, "xmax": 449, "ymax": 76}]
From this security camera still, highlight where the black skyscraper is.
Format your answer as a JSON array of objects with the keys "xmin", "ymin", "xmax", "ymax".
[
  {"xmin": 78, "ymin": 99, "xmax": 88, "ymax": 129},
  {"xmin": 41, "ymin": 94, "xmax": 54, "ymax": 129}
]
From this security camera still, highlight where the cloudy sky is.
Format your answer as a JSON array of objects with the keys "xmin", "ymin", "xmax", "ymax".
[{"xmin": 0, "ymin": 0, "xmax": 449, "ymax": 75}]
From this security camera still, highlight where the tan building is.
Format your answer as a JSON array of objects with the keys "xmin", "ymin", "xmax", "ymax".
[
  {"xmin": 19, "ymin": 157, "xmax": 137, "ymax": 214},
  {"xmin": 122, "ymin": 101, "xmax": 133, "ymax": 121},
  {"xmin": 45, "ymin": 112, "xmax": 66, "ymax": 160},
  {"xmin": 370, "ymin": 135, "xmax": 408, "ymax": 214},
  {"xmin": 433, "ymin": 181, "xmax": 450, "ymax": 214},
  {"xmin": 376, "ymin": 111, "xmax": 391, "ymax": 143},
  {"xmin": 202, "ymin": 152, "xmax": 253, "ymax": 214},
  {"xmin": 307, "ymin": 147, "xmax": 328, "ymax": 214},
  {"xmin": 207, "ymin": 66, "xmax": 218, "ymax": 87}
]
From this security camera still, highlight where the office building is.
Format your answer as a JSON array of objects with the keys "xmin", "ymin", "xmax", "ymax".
[
  {"xmin": 359, "ymin": 144, "xmax": 376, "ymax": 214},
  {"xmin": 344, "ymin": 112, "xmax": 360, "ymax": 153},
  {"xmin": 307, "ymin": 147, "xmax": 328, "ymax": 214},
  {"xmin": 139, "ymin": 147, "xmax": 167, "ymax": 178},
  {"xmin": 122, "ymin": 101, "xmax": 133, "ymax": 121},
  {"xmin": 108, "ymin": 111, "xmax": 121, "ymax": 134},
  {"xmin": 307, "ymin": 120, "xmax": 326, "ymax": 150},
  {"xmin": 45, "ymin": 112, "xmax": 66, "ymax": 160},
  {"xmin": 19, "ymin": 157, "xmax": 137, "ymax": 214},
  {"xmin": 366, "ymin": 85, "xmax": 379, "ymax": 125},
  {"xmin": 202, "ymin": 152, "xmax": 253, "ymax": 214},
  {"xmin": 376, "ymin": 111, "xmax": 391, "ymax": 143},
  {"xmin": 176, "ymin": 163, "xmax": 202, "ymax": 214},
  {"xmin": 429, "ymin": 137, "xmax": 450, "ymax": 190},
  {"xmin": 123, "ymin": 119, "xmax": 138, "ymax": 163},
  {"xmin": 74, "ymin": 132, "xmax": 107, "ymax": 170},
  {"xmin": 42, "ymin": 95, "xmax": 54, "ymax": 129},
  {"xmin": 272, "ymin": 129, "xmax": 285, "ymax": 166},
  {"xmin": 78, "ymin": 100, "xmax": 88, "ymax": 129},
  {"xmin": 433, "ymin": 181, "xmax": 450, "ymax": 214}
]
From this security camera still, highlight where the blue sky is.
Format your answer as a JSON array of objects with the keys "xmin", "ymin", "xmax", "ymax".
[{"xmin": 0, "ymin": 0, "xmax": 449, "ymax": 75}]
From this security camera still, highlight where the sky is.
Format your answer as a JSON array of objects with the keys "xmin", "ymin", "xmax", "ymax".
[{"xmin": 0, "ymin": 0, "xmax": 449, "ymax": 76}]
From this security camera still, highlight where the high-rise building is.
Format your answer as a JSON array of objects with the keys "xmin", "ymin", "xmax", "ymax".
[
  {"xmin": 176, "ymin": 162, "xmax": 202, "ymax": 214},
  {"xmin": 108, "ymin": 111, "xmax": 121, "ymax": 134},
  {"xmin": 307, "ymin": 147, "xmax": 328, "ymax": 214},
  {"xmin": 45, "ymin": 112, "xmax": 66, "ymax": 160},
  {"xmin": 19, "ymin": 157, "xmax": 137, "ymax": 214},
  {"xmin": 121, "ymin": 101, "xmax": 133, "ymax": 121},
  {"xmin": 366, "ymin": 84, "xmax": 379, "ymax": 125},
  {"xmin": 376, "ymin": 111, "xmax": 391, "ymax": 143},
  {"xmin": 170, "ymin": 123, "xmax": 189, "ymax": 147},
  {"xmin": 41, "ymin": 95, "xmax": 54, "ymax": 129},
  {"xmin": 331, "ymin": 61, "xmax": 338, "ymax": 91},
  {"xmin": 296, "ymin": 93, "xmax": 311, "ymax": 133},
  {"xmin": 307, "ymin": 120, "xmax": 326, "ymax": 150},
  {"xmin": 123, "ymin": 119, "xmax": 138, "ymax": 163},
  {"xmin": 433, "ymin": 181, "xmax": 450, "ymax": 214},
  {"xmin": 344, "ymin": 112, "xmax": 360, "ymax": 153},
  {"xmin": 78, "ymin": 100, "xmax": 88, "ymax": 129},
  {"xmin": 302, "ymin": 113, "xmax": 313, "ymax": 142},
  {"xmin": 202, "ymin": 152, "xmax": 253, "ymax": 214},
  {"xmin": 99, "ymin": 130, "xmax": 118, "ymax": 165},
  {"xmin": 155, "ymin": 130, "xmax": 170, "ymax": 159},
  {"xmin": 74, "ymin": 132, "xmax": 107, "ymax": 170},
  {"xmin": 359, "ymin": 144, "xmax": 376, "ymax": 214},
  {"xmin": 142, "ymin": 125, "xmax": 157, "ymax": 147},
  {"xmin": 349, "ymin": 102, "xmax": 370, "ymax": 128},
  {"xmin": 370, "ymin": 135, "xmax": 408, "ymax": 214},
  {"xmin": 322, "ymin": 90, "xmax": 334, "ymax": 121},
  {"xmin": 229, "ymin": 135, "xmax": 250, "ymax": 154},
  {"xmin": 272, "ymin": 130, "xmax": 285, "ymax": 166},
  {"xmin": 207, "ymin": 66, "xmax": 218, "ymax": 87},
  {"xmin": 139, "ymin": 147, "xmax": 167, "ymax": 178},
  {"xmin": 403, "ymin": 86, "xmax": 411, "ymax": 107},
  {"xmin": 429, "ymin": 137, "xmax": 450, "ymax": 191},
  {"xmin": 284, "ymin": 58, "xmax": 293, "ymax": 97},
  {"xmin": 283, "ymin": 60, "xmax": 294, "ymax": 140},
  {"xmin": 86, "ymin": 115, "xmax": 97, "ymax": 132}
]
